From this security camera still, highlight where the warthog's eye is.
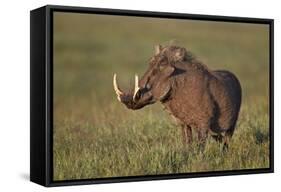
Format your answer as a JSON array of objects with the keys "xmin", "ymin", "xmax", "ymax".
[{"xmin": 151, "ymin": 68, "xmax": 157, "ymax": 76}]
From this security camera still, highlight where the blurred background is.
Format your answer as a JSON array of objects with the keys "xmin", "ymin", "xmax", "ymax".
[{"xmin": 53, "ymin": 12, "xmax": 270, "ymax": 180}]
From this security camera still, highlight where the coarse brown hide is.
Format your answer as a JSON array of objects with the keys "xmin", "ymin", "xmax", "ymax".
[{"xmin": 113, "ymin": 45, "xmax": 242, "ymax": 147}]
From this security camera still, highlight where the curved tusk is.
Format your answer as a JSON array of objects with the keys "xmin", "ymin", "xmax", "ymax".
[
  {"xmin": 133, "ymin": 74, "xmax": 140, "ymax": 101},
  {"xmin": 113, "ymin": 73, "xmax": 123, "ymax": 101}
]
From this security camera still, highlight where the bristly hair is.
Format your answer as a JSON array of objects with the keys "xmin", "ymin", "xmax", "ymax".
[
  {"xmin": 160, "ymin": 45, "xmax": 195, "ymax": 62},
  {"xmin": 160, "ymin": 45, "xmax": 212, "ymax": 73}
]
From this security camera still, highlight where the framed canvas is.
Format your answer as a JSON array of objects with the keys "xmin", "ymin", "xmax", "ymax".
[{"xmin": 30, "ymin": 5, "xmax": 274, "ymax": 187}]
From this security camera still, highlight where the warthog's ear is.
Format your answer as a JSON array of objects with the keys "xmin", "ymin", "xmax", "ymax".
[
  {"xmin": 174, "ymin": 48, "xmax": 187, "ymax": 62},
  {"xmin": 155, "ymin": 45, "xmax": 162, "ymax": 55}
]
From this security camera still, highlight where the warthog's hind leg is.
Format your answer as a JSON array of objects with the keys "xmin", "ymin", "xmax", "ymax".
[{"xmin": 222, "ymin": 129, "xmax": 235, "ymax": 151}]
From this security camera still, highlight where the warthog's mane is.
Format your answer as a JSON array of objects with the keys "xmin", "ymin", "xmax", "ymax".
[{"xmin": 160, "ymin": 45, "xmax": 212, "ymax": 73}]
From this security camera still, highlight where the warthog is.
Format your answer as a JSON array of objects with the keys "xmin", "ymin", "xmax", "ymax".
[{"xmin": 113, "ymin": 45, "xmax": 241, "ymax": 147}]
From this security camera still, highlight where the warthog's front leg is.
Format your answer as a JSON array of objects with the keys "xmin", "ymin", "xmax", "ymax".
[
  {"xmin": 197, "ymin": 122, "xmax": 210, "ymax": 148},
  {"xmin": 181, "ymin": 124, "xmax": 192, "ymax": 144}
]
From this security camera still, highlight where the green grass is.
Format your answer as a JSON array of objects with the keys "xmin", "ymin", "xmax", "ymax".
[
  {"xmin": 53, "ymin": 12, "xmax": 270, "ymax": 180},
  {"xmin": 53, "ymin": 101, "xmax": 269, "ymax": 180}
]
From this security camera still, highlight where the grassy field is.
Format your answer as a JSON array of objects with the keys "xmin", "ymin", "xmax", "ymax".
[{"xmin": 53, "ymin": 12, "xmax": 270, "ymax": 180}]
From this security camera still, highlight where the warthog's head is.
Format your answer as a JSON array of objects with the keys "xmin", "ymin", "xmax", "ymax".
[{"xmin": 113, "ymin": 45, "xmax": 187, "ymax": 110}]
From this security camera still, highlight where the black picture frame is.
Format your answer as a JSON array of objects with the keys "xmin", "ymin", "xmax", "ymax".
[{"xmin": 30, "ymin": 4, "xmax": 274, "ymax": 187}]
